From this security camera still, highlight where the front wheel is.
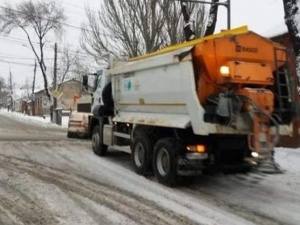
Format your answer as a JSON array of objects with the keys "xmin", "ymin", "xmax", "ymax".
[
  {"xmin": 153, "ymin": 138, "xmax": 180, "ymax": 186},
  {"xmin": 92, "ymin": 125, "xmax": 107, "ymax": 156}
]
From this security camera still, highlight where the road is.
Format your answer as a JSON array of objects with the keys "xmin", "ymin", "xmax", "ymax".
[{"xmin": 0, "ymin": 110, "xmax": 299, "ymax": 225}]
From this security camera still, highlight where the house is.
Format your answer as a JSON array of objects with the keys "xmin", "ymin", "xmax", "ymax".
[
  {"xmin": 14, "ymin": 98, "xmax": 29, "ymax": 113},
  {"xmin": 33, "ymin": 79, "xmax": 86, "ymax": 116},
  {"xmin": 34, "ymin": 89, "xmax": 52, "ymax": 115}
]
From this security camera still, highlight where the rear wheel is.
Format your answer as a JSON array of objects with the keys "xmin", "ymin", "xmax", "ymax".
[
  {"xmin": 153, "ymin": 138, "xmax": 180, "ymax": 186},
  {"xmin": 92, "ymin": 125, "xmax": 107, "ymax": 156},
  {"xmin": 131, "ymin": 132, "xmax": 153, "ymax": 176}
]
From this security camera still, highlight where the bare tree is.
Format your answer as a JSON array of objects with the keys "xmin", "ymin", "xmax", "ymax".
[
  {"xmin": 81, "ymin": 0, "xmax": 207, "ymax": 61},
  {"xmin": 0, "ymin": 76, "xmax": 5, "ymax": 93},
  {"xmin": 0, "ymin": 76, "xmax": 8, "ymax": 99},
  {"xmin": 283, "ymin": 0, "xmax": 300, "ymax": 79},
  {"xmin": 160, "ymin": 1, "xmax": 206, "ymax": 44},
  {"xmin": 21, "ymin": 77, "xmax": 32, "ymax": 98},
  {"xmin": 71, "ymin": 57, "xmax": 91, "ymax": 81},
  {"xmin": 51, "ymin": 45, "xmax": 79, "ymax": 89},
  {"xmin": 0, "ymin": 1, "xmax": 66, "ymax": 99}
]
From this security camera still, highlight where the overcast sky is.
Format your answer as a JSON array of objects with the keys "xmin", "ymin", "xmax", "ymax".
[{"xmin": 0, "ymin": 0, "xmax": 286, "ymax": 94}]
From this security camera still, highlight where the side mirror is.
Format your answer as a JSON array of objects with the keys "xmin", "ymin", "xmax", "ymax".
[{"xmin": 82, "ymin": 75, "xmax": 88, "ymax": 91}]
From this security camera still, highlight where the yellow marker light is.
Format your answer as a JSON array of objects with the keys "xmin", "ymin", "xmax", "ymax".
[
  {"xmin": 186, "ymin": 145, "xmax": 206, "ymax": 153},
  {"xmin": 220, "ymin": 66, "xmax": 230, "ymax": 75},
  {"xmin": 196, "ymin": 145, "xmax": 206, "ymax": 153}
]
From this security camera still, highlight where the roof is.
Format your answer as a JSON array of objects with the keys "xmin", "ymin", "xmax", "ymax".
[
  {"xmin": 57, "ymin": 78, "xmax": 80, "ymax": 86},
  {"xmin": 33, "ymin": 78, "xmax": 81, "ymax": 95}
]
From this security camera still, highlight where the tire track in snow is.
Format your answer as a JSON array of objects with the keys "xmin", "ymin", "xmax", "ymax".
[
  {"xmin": 183, "ymin": 173, "xmax": 292, "ymax": 225},
  {"xmin": 0, "ymin": 154, "xmax": 196, "ymax": 225},
  {"xmin": 0, "ymin": 174, "xmax": 58, "ymax": 225}
]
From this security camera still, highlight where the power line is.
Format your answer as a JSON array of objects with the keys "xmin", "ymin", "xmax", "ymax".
[
  {"xmin": 0, "ymin": 35, "xmax": 90, "ymax": 57},
  {"xmin": 0, "ymin": 34, "xmax": 40, "ymax": 45},
  {"xmin": 0, "ymin": 55, "xmax": 61, "ymax": 61},
  {"xmin": 61, "ymin": 2, "xmax": 87, "ymax": 11},
  {"xmin": 0, "ymin": 35, "xmax": 56, "ymax": 51},
  {"xmin": 0, "ymin": 60, "xmax": 35, "ymax": 67}
]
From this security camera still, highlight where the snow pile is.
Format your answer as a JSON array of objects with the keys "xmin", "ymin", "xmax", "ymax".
[{"xmin": 0, "ymin": 109, "xmax": 69, "ymax": 129}]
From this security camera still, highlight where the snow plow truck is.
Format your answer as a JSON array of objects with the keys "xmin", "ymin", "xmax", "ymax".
[{"xmin": 83, "ymin": 26, "xmax": 297, "ymax": 186}]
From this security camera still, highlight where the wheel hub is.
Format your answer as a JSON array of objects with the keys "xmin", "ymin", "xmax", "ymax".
[
  {"xmin": 134, "ymin": 143, "xmax": 145, "ymax": 167},
  {"xmin": 157, "ymin": 148, "xmax": 170, "ymax": 176}
]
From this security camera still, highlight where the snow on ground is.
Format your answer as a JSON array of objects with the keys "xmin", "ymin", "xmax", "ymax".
[
  {"xmin": 276, "ymin": 147, "xmax": 300, "ymax": 174},
  {"xmin": 0, "ymin": 109, "xmax": 69, "ymax": 129},
  {"xmin": 0, "ymin": 108, "xmax": 300, "ymax": 224}
]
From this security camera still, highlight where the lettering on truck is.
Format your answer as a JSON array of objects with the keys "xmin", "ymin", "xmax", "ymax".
[{"xmin": 236, "ymin": 45, "xmax": 258, "ymax": 53}]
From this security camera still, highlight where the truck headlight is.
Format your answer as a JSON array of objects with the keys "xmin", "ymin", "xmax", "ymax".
[{"xmin": 220, "ymin": 66, "xmax": 230, "ymax": 75}]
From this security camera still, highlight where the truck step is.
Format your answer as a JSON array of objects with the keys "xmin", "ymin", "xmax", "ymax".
[{"xmin": 111, "ymin": 145, "xmax": 131, "ymax": 154}]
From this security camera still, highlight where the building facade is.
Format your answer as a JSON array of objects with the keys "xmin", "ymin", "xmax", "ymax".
[
  {"xmin": 271, "ymin": 33, "xmax": 300, "ymax": 148},
  {"xmin": 33, "ymin": 79, "xmax": 84, "ymax": 116}
]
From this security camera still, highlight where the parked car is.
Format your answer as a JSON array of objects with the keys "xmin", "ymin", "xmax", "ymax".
[
  {"xmin": 67, "ymin": 111, "xmax": 91, "ymax": 138},
  {"xmin": 67, "ymin": 96, "xmax": 91, "ymax": 138}
]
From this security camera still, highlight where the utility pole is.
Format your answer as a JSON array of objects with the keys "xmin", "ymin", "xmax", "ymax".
[
  {"xmin": 8, "ymin": 66, "xmax": 13, "ymax": 112},
  {"xmin": 9, "ymin": 69, "xmax": 13, "ymax": 95},
  {"xmin": 53, "ymin": 43, "xmax": 58, "ymax": 123},
  {"xmin": 32, "ymin": 60, "xmax": 37, "ymax": 116},
  {"xmin": 32, "ymin": 60, "xmax": 36, "ymax": 95}
]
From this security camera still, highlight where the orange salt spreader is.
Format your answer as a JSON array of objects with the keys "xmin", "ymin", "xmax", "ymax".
[{"xmin": 192, "ymin": 30, "xmax": 292, "ymax": 155}]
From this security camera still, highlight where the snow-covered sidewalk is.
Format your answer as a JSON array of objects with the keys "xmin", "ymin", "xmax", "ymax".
[{"xmin": 0, "ymin": 109, "xmax": 69, "ymax": 129}]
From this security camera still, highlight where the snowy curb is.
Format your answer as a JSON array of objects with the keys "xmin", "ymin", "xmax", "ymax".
[{"xmin": 0, "ymin": 109, "xmax": 69, "ymax": 129}]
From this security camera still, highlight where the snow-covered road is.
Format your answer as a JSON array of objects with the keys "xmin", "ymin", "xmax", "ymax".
[{"xmin": 0, "ymin": 110, "xmax": 299, "ymax": 225}]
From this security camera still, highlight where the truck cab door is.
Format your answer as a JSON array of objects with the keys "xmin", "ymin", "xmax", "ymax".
[{"xmin": 91, "ymin": 69, "xmax": 111, "ymax": 112}]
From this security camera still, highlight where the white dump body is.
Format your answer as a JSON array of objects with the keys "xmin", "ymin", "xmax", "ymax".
[{"xmin": 108, "ymin": 47, "xmax": 293, "ymax": 136}]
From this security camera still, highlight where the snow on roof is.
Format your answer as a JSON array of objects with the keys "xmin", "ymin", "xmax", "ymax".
[
  {"xmin": 57, "ymin": 78, "xmax": 80, "ymax": 85},
  {"xmin": 34, "ymin": 88, "xmax": 47, "ymax": 94},
  {"xmin": 78, "ymin": 95, "xmax": 92, "ymax": 104},
  {"xmin": 262, "ymin": 21, "xmax": 288, "ymax": 38},
  {"xmin": 33, "ymin": 78, "xmax": 80, "ymax": 94}
]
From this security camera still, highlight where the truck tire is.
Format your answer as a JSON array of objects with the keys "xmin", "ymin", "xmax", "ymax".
[
  {"xmin": 131, "ymin": 132, "xmax": 153, "ymax": 176},
  {"xmin": 153, "ymin": 138, "xmax": 179, "ymax": 186},
  {"xmin": 92, "ymin": 125, "xmax": 107, "ymax": 156}
]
